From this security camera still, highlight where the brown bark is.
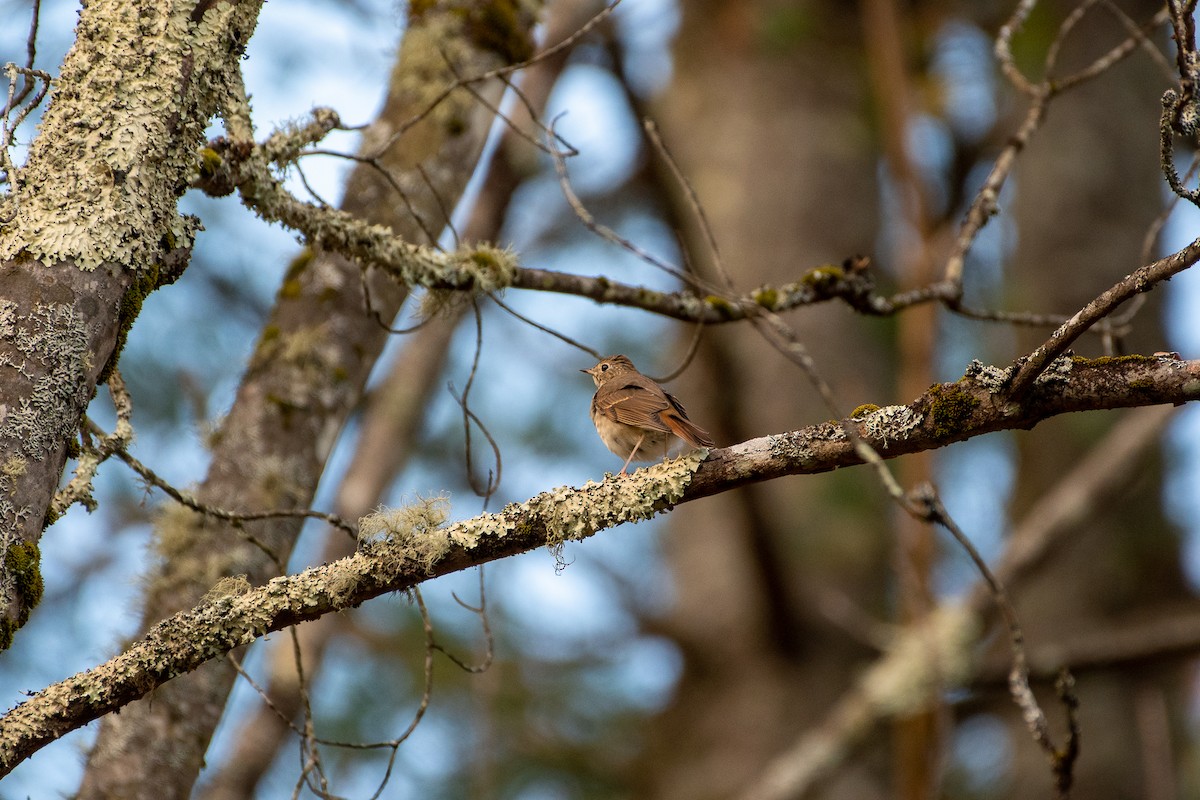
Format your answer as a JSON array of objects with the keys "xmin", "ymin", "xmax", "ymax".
[{"xmin": 0, "ymin": 0, "xmax": 263, "ymax": 650}]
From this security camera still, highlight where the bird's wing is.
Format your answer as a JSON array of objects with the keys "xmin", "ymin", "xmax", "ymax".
[{"xmin": 595, "ymin": 382, "xmax": 676, "ymax": 434}]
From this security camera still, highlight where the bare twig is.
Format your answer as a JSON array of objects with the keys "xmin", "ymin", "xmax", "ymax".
[
  {"xmin": 437, "ymin": 571, "xmax": 496, "ymax": 674},
  {"xmin": 546, "ymin": 115, "xmax": 703, "ymax": 293},
  {"xmin": 1008, "ymin": 236, "xmax": 1200, "ymax": 395},
  {"xmin": 452, "ymin": 300, "xmax": 501, "ymax": 504},
  {"xmin": 641, "ymin": 118, "xmax": 732, "ymax": 290},
  {"xmin": 909, "ymin": 486, "xmax": 1078, "ymax": 797},
  {"xmin": 1051, "ymin": 3, "xmax": 1172, "ymax": 92},
  {"xmin": 488, "ymin": 293, "xmax": 601, "ymax": 358},
  {"xmin": 370, "ymin": 1, "xmax": 623, "ymax": 160},
  {"xmin": 112, "ymin": 443, "xmax": 356, "ymax": 540}
]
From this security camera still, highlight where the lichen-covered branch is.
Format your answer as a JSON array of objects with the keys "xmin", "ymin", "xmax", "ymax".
[
  {"xmin": 507, "ymin": 260, "xmax": 930, "ymax": 322},
  {"xmin": 197, "ymin": 135, "xmax": 911, "ymax": 323},
  {"xmin": 3, "ymin": 355, "xmax": 1198, "ymax": 774},
  {"xmin": 197, "ymin": 123, "xmax": 522, "ymax": 294},
  {"xmin": 0, "ymin": 453, "xmax": 704, "ymax": 773},
  {"xmin": 689, "ymin": 355, "xmax": 1200, "ymax": 498}
]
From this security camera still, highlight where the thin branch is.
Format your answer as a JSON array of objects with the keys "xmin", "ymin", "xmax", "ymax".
[
  {"xmin": 641, "ymin": 117, "xmax": 732, "ymax": 290},
  {"xmin": 453, "ymin": 300, "xmax": 502, "ymax": 504},
  {"xmin": 1051, "ymin": 3, "xmax": 1172, "ymax": 92},
  {"xmin": 437, "ymin": 570, "xmax": 496, "ymax": 674},
  {"xmin": 112, "ymin": 444, "xmax": 357, "ymax": 540},
  {"xmin": 202, "ymin": 114, "xmax": 1172, "ymax": 336},
  {"xmin": 1007, "ymin": 236, "xmax": 1200, "ymax": 395},
  {"xmin": 488, "ymin": 293, "xmax": 601, "ymax": 358},
  {"xmin": 546, "ymin": 115, "xmax": 704, "ymax": 293},
  {"xmin": 909, "ymin": 486, "xmax": 1078, "ymax": 797},
  {"xmin": 942, "ymin": 89, "xmax": 1048, "ymax": 290},
  {"xmin": 370, "ymin": 1, "xmax": 622, "ymax": 160}
]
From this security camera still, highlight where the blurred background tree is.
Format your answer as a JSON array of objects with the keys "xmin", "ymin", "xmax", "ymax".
[{"xmin": 2, "ymin": 0, "xmax": 1199, "ymax": 798}]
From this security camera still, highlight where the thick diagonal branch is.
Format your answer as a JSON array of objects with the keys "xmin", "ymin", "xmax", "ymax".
[{"xmin": 3, "ymin": 355, "xmax": 1197, "ymax": 773}]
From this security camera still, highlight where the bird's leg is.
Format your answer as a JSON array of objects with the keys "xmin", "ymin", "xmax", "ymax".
[{"xmin": 619, "ymin": 433, "xmax": 646, "ymax": 475}]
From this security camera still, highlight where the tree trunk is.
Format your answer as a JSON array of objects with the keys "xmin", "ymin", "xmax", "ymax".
[
  {"xmin": 0, "ymin": 0, "xmax": 263, "ymax": 651},
  {"xmin": 638, "ymin": 2, "xmax": 892, "ymax": 797}
]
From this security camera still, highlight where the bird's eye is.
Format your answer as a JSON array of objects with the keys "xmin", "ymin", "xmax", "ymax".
[{"xmin": 600, "ymin": 363, "xmax": 609, "ymax": 371}]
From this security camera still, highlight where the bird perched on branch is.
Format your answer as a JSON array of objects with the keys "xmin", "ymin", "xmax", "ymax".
[{"xmin": 581, "ymin": 355, "xmax": 715, "ymax": 474}]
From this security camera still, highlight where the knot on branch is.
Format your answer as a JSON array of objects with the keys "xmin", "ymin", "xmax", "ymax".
[
  {"xmin": 795, "ymin": 256, "xmax": 881, "ymax": 313},
  {"xmin": 1164, "ymin": 88, "xmax": 1200, "ymax": 140}
]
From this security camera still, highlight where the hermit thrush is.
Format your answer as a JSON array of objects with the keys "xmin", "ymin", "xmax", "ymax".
[{"xmin": 581, "ymin": 355, "xmax": 715, "ymax": 474}]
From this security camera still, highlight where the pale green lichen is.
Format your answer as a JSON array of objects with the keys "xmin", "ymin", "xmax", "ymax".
[
  {"xmin": 153, "ymin": 503, "xmax": 210, "ymax": 564},
  {"xmin": 260, "ymin": 108, "xmax": 343, "ymax": 166},
  {"xmin": 0, "ymin": 0, "xmax": 256, "ymax": 270},
  {"xmin": 51, "ymin": 448, "xmax": 104, "ymax": 517},
  {"xmin": 418, "ymin": 243, "xmax": 520, "ymax": 318},
  {"xmin": 203, "ymin": 574, "xmax": 252, "ymax": 602},
  {"xmin": 1, "ymin": 456, "xmax": 26, "ymax": 481},
  {"xmin": 359, "ymin": 495, "xmax": 453, "ymax": 572},
  {"xmin": 359, "ymin": 452, "xmax": 705, "ymax": 575},
  {"xmin": 462, "ymin": 243, "xmax": 518, "ymax": 292},
  {"xmin": 527, "ymin": 450, "xmax": 705, "ymax": 551},
  {"xmin": 420, "ymin": 245, "xmax": 512, "ymax": 317}
]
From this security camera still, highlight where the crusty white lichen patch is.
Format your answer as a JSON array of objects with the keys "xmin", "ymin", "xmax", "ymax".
[
  {"xmin": 534, "ymin": 449, "xmax": 706, "ymax": 546},
  {"xmin": 963, "ymin": 359, "xmax": 1012, "ymax": 391},
  {"xmin": 767, "ymin": 433, "xmax": 815, "ymax": 464},
  {"xmin": 860, "ymin": 404, "xmax": 923, "ymax": 448},
  {"xmin": 1033, "ymin": 354, "xmax": 1074, "ymax": 386},
  {"xmin": 0, "ymin": 301, "xmax": 90, "ymax": 457}
]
